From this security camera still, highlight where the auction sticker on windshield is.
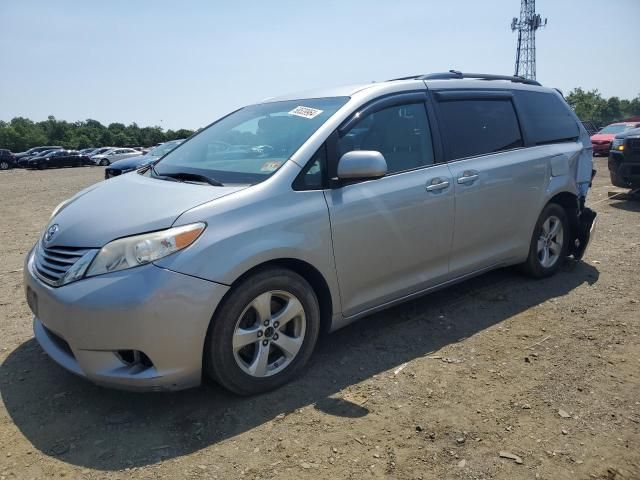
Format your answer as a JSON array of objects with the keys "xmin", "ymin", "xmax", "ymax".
[
  {"xmin": 288, "ymin": 106, "xmax": 323, "ymax": 119},
  {"xmin": 260, "ymin": 160, "xmax": 284, "ymax": 172}
]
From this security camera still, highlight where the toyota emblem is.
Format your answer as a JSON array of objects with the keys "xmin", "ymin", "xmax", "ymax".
[{"xmin": 44, "ymin": 224, "xmax": 59, "ymax": 243}]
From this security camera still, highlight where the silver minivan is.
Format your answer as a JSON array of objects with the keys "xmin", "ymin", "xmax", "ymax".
[{"xmin": 24, "ymin": 72, "xmax": 597, "ymax": 394}]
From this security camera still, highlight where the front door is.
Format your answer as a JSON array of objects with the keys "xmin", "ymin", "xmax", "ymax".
[{"xmin": 325, "ymin": 99, "xmax": 455, "ymax": 317}]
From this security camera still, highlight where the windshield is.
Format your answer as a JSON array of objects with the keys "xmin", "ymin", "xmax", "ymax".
[
  {"xmin": 149, "ymin": 141, "xmax": 183, "ymax": 157},
  {"xmin": 154, "ymin": 97, "xmax": 348, "ymax": 185},
  {"xmin": 599, "ymin": 124, "xmax": 633, "ymax": 134}
]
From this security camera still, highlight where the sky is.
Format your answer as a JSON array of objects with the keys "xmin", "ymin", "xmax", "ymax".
[{"xmin": 1, "ymin": 0, "xmax": 639, "ymax": 130}]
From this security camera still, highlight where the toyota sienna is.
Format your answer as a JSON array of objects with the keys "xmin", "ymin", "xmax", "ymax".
[{"xmin": 24, "ymin": 71, "xmax": 597, "ymax": 394}]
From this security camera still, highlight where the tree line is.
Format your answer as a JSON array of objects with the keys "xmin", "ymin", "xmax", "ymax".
[
  {"xmin": 0, "ymin": 116, "xmax": 195, "ymax": 152},
  {"xmin": 1, "ymin": 88, "xmax": 639, "ymax": 152},
  {"xmin": 565, "ymin": 89, "xmax": 640, "ymax": 128}
]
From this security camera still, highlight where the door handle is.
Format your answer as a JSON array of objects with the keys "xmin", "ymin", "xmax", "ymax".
[
  {"xmin": 457, "ymin": 170, "xmax": 479, "ymax": 185},
  {"xmin": 426, "ymin": 178, "xmax": 450, "ymax": 192}
]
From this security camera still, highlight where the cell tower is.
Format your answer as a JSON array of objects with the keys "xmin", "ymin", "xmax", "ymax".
[{"xmin": 511, "ymin": 0, "xmax": 547, "ymax": 80}]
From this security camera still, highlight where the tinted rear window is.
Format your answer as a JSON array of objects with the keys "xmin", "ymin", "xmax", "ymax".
[
  {"xmin": 515, "ymin": 91, "xmax": 579, "ymax": 144},
  {"xmin": 438, "ymin": 99, "xmax": 523, "ymax": 160}
]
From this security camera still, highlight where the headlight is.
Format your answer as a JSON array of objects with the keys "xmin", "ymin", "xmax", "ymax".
[
  {"xmin": 85, "ymin": 222, "xmax": 206, "ymax": 278},
  {"xmin": 611, "ymin": 138, "xmax": 624, "ymax": 151}
]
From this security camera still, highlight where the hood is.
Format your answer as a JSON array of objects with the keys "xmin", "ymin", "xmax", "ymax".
[
  {"xmin": 45, "ymin": 172, "xmax": 248, "ymax": 248},
  {"xmin": 615, "ymin": 127, "xmax": 640, "ymax": 139},
  {"xmin": 109, "ymin": 154, "xmax": 152, "ymax": 169},
  {"xmin": 591, "ymin": 133, "xmax": 615, "ymax": 142}
]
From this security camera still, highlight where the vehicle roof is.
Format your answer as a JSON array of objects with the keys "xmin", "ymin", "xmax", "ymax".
[{"xmin": 263, "ymin": 78, "xmax": 555, "ymax": 103}]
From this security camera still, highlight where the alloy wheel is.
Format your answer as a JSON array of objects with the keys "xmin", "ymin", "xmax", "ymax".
[
  {"xmin": 232, "ymin": 290, "xmax": 306, "ymax": 377},
  {"xmin": 537, "ymin": 215, "xmax": 564, "ymax": 268}
]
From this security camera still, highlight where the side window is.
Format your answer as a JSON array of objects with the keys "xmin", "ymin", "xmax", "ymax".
[
  {"xmin": 515, "ymin": 91, "xmax": 580, "ymax": 145},
  {"xmin": 293, "ymin": 145, "xmax": 326, "ymax": 190},
  {"xmin": 338, "ymin": 102, "xmax": 435, "ymax": 174},
  {"xmin": 438, "ymin": 99, "xmax": 523, "ymax": 160}
]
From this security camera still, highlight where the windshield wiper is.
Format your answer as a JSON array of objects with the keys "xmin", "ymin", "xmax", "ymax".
[{"xmin": 158, "ymin": 171, "xmax": 224, "ymax": 187}]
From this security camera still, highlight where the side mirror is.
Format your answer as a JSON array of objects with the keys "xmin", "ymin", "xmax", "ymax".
[{"xmin": 337, "ymin": 150, "xmax": 387, "ymax": 181}]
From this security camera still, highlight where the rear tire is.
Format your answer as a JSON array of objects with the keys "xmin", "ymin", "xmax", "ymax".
[
  {"xmin": 520, "ymin": 203, "xmax": 569, "ymax": 278},
  {"xmin": 0, "ymin": 160, "xmax": 9, "ymax": 170},
  {"xmin": 204, "ymin": 267, "xmax": 320, "ymax": 395}
]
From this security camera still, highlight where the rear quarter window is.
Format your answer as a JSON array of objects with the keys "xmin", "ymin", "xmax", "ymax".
[
  {"xmin": 437, "ymin": 98, "xmax": 523, "ymax": 160},
  {"xmin": 515, "ymin": 91, "xmax": 579, "ymax": 145}
]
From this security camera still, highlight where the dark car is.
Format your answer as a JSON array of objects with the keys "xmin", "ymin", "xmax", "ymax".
[
  {"xmin": 608, "ymin": 127, "xmax": 640, "ymax": 189},
  {"xmin": 104, "ymin": 139, "xmax": 184, "ymax": 179},
  {"xmin": 14, "ymin": 146, "xmax": 63, "ymax": 162},
  {"xmin": 0, "ymin": 149, "xmax": 17, "ymax": 170},
  {"xmin": 27, "ymin": 150, "xmax": 93, "ymax": 170},
  {"xmin": 17, "ymin": 148, "xmax": 61, "ymax": 167}
]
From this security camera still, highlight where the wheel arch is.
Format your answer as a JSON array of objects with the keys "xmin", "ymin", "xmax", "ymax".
[
  {"xmin": 212, "ymin": 258, "xmax": 334, "ymax": 336},
  {"xmin": 544, "ymin": 191, "xmax": 580, "ymax": 256},
  {"xmin": 547, "ymin": 191, "xmax": 579, "ymax": 213}
]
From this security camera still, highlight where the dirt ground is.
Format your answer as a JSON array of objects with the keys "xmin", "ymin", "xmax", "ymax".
[{"xmin": 0, "ymin": 159, "xmax": 638, "ymax": 480}]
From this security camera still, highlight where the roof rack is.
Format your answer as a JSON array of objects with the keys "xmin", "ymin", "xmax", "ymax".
[{"xmin": 389, "ymin": 70, "xmax": 541, "ymax": 86}]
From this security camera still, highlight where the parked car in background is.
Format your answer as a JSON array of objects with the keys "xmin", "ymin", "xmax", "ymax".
[
  {"xmin": 14, "ymin": 146, "xmax": 63, "ymax": 161},
  {"xmin": 27, "ymin": 150, "xmax": 93, "ymax": 170},
  {"xmin": 608, "ymin": 127, "xmax": 640, "ymax": 189},
  {"xmin": 88, "ymin": 147, "xmax": 114, "ymax": 158},
  {"xmin": 24, "ymin": 72, "xmax": 596, "ymax": 394},
  {"xmin": 591, "ymin": 122, "xmax": 640, "ymax": 156},
  {"xmin": 0, "ymin": 149, "xmax": 17, "ymax": 170},
  {"xmin": 92, "ymin": 148, "xmax": 141, "ymax": 166},
  {"xmin": 79, "ymin": 147, "xmax": 100, "ymax": 156},
  {"xmin": 17, "ymin": 149, "xmax": 62, "ymax": 167},
  {"xmin": 105, "ymin": 139, "xmax": 185, "ymax": 179}
]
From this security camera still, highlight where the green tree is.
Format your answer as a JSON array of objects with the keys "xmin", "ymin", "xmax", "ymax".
[{"xmin": 566, "ymin": 88, "xmax": 640, "ymax": 126}]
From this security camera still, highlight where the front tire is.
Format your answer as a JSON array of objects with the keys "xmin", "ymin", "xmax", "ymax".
[
  {"xmin": 521, "ymin": 203, "xmax": 569, "ymax": 278},
  {"xmin": 205, "ymin": 268, "xmax": 320, "ymax": 395},
  {"xmin": 0, "ymin": 160, "xmax": 10, "ymax": 170},
  {"xmin": 609, "ymin": 168, "xmax": 628, "ymax": 189},
  {"xmin": 99, "ymin": 159, "xmax": 109, "ymax": 166}
]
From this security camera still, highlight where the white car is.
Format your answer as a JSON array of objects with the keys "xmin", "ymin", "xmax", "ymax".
[{"xmin": 92, "ymin": 148, "xmax": 142, "ymax": 166}]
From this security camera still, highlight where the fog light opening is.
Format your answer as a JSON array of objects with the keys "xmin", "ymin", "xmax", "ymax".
[{"xmin": 116, "ymin": 350, "xmax": 154, "ymax": 368}]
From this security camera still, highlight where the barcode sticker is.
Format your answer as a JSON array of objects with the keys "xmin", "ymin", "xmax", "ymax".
[
  {"xmin": 288, "ymin": 106, "xmax": 323, "ymax": 119},
  {"xmin": 260, "ymin": 160, "xmax": 284, "ymax": 172}
]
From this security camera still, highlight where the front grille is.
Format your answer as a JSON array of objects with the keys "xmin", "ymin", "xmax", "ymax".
[
  {"xmin": 35, "ymin": 244, "xmax": 92, "ymax": 286},
  {"xmin": 628, "ymin": 138, "xmax": 640, "ymax": 151}
]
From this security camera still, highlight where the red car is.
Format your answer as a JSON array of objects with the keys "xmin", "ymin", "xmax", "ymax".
[{"xmin": 591, "ymin": 122, "xmax": 640, "ymax": 156}]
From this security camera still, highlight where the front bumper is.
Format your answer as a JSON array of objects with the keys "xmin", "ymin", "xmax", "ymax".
[
  {"xmin": 608, "ymin": 151, "xmax": 640, "ymax": 188},
  {"xmin": 592, "ymin": 142, "xmax": 611, "ymax": 154},
  {"xmin": 24, "ymin": 249, "xmax": 229, "ymax": 391}
]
